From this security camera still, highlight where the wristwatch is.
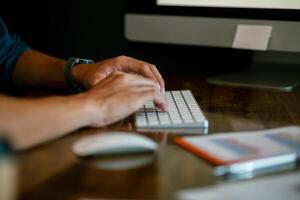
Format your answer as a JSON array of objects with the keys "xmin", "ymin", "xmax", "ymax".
[{"xmin": 65, "ymin": 57, "xmax": 94, "ymax": 92}]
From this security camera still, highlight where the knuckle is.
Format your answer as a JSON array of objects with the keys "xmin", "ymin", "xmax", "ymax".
[
  {"xmin": 143, "ymin": 63, "xmax": 150, "ymax": 68},
  {"xmin": 141, "ymin": 64, "xmax": 151, "ymax": 72},
  {"xmin": 149, "ymin": 64, "xmax": 157, "ymax": 70},
  {"xmin": 112, "ymin": 71, "xmax": 122, "ymax": 76},
  {"xmin": 116, "ymin": 55, "xmax": 128, "ymax": 62},
  {"xmin": 117, "ymin": 73, "xmax": 129, "ymax": 82}
]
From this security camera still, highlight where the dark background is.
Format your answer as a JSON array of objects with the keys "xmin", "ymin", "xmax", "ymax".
[
  {"xmin": 2, "ymin": 1, "xmax": 127, "ymax": 60},
  {"xmin": 1, "ymin": 0, "xmax": 253, "ymax": 74}
]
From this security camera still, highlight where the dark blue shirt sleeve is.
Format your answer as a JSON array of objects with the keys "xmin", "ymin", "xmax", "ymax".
[{"xmin": 0, "ymin": 18, "xmax": 30, "ymax": 92}]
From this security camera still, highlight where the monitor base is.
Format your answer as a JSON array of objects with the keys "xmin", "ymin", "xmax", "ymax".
[
  {"xmin": 208, "ymin": 51, "xmax": 300, "ymax": 92},
  {"xmin": 208, "ymin": 69, "xmax": 300, "ymax": 92}
]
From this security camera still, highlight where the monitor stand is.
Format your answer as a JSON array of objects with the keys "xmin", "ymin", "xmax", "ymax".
[{"xmin": 208, "ymin": 51, "xmax": 300, "ymax": 92}]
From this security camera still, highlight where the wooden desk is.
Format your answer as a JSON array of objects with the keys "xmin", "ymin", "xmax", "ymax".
[{"xmin": 18, "ymin": 72, "xmax": 300, "ymax": 200}]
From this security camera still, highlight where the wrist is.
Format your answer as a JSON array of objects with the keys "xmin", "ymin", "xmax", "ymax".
[
  {"xmin": 79, "ymin": 90, "xmax": 114, "ymax": 127},
  {"xmin": 71, "ymin": 64, "xmax": 87, "ymax": 87},
  {"xmin": 66, "ymin": 93, "xmax": 95, "ymax": 128},
  {"xmin": 73, "ymin": 92, "xmax": 106, "ymax": 127},
  {"xmin": 65, "ymin": 58, "xmax": 94, "ymax": 92}
]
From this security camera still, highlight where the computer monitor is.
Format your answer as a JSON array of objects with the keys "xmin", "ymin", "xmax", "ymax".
[{"xmin": 125, "ymin": 0, "xmax": 300, "ymax": 91}]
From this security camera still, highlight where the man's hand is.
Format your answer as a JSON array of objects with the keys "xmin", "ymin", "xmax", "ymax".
[
  {"xmin": 72, "ymin": 56, "xmax": 165, "ymax": 92},
  {"xmin": 82, "ymin": 72, "xmax": 167, "ymax": 127}
]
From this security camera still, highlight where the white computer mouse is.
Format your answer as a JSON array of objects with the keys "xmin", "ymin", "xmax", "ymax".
[{"xmin": 72, "ymin": 132, "xmax": 158, "ymax": 157}]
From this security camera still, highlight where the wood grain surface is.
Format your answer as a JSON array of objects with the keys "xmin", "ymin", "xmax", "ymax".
[{"xmin": 18, "ymin": 72, "xmax": 300, "ymax": 200}]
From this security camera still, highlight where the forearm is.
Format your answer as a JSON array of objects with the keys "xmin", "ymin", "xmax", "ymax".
[
  {"xmin": 0, "ymin": 94, "xmax": 90, "ymax": 150},
  {"xmin": 13, "ymin": 50, "xmax": 67, "ymax": 89}
]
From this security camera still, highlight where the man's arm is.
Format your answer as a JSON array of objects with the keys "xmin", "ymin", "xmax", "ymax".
[
  {"xmin": 1, "ymin": 72, "xmax": 167, "ymax": 150},
  {"xmin": 13, "ymin": 50, "xmax": 67, "ymax": 89},
  {"xmin": 0, "ymin": 94, "xmax": 88, "ymax": 150},
  {"xmin": 13, "ymin": 50, "xmax": 165, "ymax": 91}
]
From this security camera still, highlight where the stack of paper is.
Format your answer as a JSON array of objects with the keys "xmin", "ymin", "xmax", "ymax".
[{"xmin": 175, "ymin": 126, "xmax": 300, "ymax": 165}]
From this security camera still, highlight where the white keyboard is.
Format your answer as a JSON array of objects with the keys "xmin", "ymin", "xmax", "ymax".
[{"xmin": 135, "ymin": 90, "xmax": 208, "ymax": 131}]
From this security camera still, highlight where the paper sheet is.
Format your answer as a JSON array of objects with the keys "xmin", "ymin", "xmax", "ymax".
[{"xmin": 177, "ymin": 172, "xmax": 300, "ymax": 200}]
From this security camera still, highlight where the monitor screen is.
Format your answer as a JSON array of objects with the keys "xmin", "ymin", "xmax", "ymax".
[
  {"xmin": 157, "ymin": 0, "xmax": 300, "ymax": 10},
  {"xmin": 126, "ymin": 0, "xmax": 300, "ymax": 52}
]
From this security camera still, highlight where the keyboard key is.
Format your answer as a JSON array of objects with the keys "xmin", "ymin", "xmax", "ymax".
[{"xmin": 158, "ymin": 112, "xmax": 171, "ymax": 125}]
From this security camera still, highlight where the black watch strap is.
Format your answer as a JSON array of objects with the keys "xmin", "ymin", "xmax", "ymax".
[{"xmin": 65, "ymin": 57, "xmax": 94, "ymax": 92}]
